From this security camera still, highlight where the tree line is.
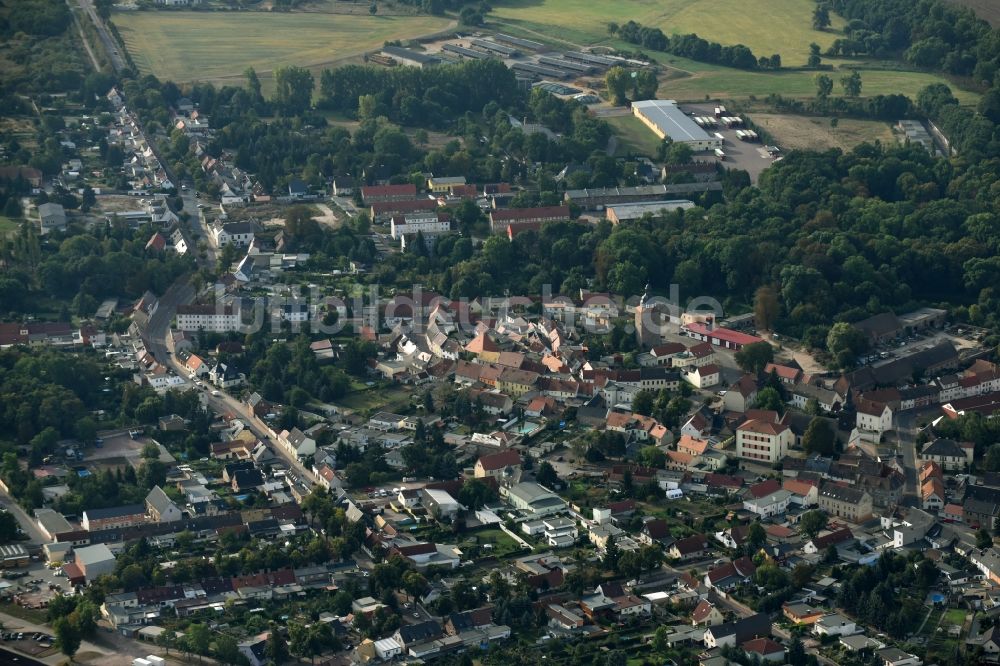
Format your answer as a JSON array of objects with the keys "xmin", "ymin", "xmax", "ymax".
[{"xmin": 609, "ymin": 21, "xmax": 782, "ymax": 70}]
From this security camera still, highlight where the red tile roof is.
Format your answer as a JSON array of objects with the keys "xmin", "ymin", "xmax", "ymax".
[{"xmin": 477, "ymin": 449, "xmax": 522, "ymax": 472}]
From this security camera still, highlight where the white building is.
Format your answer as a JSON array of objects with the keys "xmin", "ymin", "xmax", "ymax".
[
  {"xmin": 212, "ymin": 221, "xmax": 260, "ymax": 248},
  {"xmin": 631, "ymin": 100, "xmax": 722, "ymax": 151},
  {"xmin": 735, "ymin": 419, "xmax": 793, "ymax": 464},
  {"xmin": 856, "ymin": 399, "xmax": 893, "ymax": 435},
  {"xmin": 175, "ymin": 304, "xmax": 240, "ymax": 332},
  {"xmin": 543, "ymin": 516, "xmax": 578, "ymax": 547},
  {"xmin": 743, "ymin": 489, "xmax": 792, "ymax": 519},
  {"xmin": 814, "ymin": 613, "xmax": 857, "ymax": 637},
  {"xmin": 501, "ymin": 482, "xmax": 567, "ymax": 517},
  {"xmin": 389, "ymin": 212, "xmax": 451, "ymax": 240},
  {"xmin": 278, "ymin": 428, "xmax": 316, "ymax": 459}
]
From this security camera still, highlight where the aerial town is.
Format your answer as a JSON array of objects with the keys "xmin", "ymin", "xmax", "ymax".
[{"xmin": 3, "ymin": 0, "xmax": 1000, "ymax": 665}]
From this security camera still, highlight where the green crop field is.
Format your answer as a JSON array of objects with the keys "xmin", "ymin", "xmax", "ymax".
[
  {"xmin": 491, "ymin": 0, "xmax": 845, "ymax": 64},
  {"xmin": 112, "ymin": 11, "xmax": 451, "ymax": 84},
  {"xmin": 653, "ymin": 57, "xmax": 981, "ymax": 104}
]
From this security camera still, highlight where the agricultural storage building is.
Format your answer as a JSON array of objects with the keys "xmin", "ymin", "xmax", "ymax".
[
  {"xmin": 606, "ymin": 200, "xmax": 695, "ymax": 224},
  {"xmin": 631, "ymin": 100, "xmax": 722, "ymax": 151},
  {"xmin": 380, "ymin": 46, "xmax": 440, "ymax": 68}
]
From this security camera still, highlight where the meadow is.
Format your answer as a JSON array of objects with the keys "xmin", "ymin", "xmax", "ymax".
[
  {"xmin": 490, "ymin": 0, "xmax": 846, "ymax": 65},
  {"xmin": 748, "ymin": 113, "xmax": 896, "ymax": 151},
  {"xmin": 112, "ymin": 10, "xmax": 450, "ymax": 84},
  {"xmin": 656, "ymin": 61, "xmax": 982, "ymax": 105}
]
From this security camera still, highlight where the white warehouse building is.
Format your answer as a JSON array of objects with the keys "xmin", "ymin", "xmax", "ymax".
[{"xmin": 631, "ymin": 100, "xmax": 722, "ymax": 151}]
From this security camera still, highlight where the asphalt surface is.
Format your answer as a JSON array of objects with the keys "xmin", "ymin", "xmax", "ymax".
[
  {"xmin": 76, "ymin": 0, "xmax": 126, "ymax": 72},
  {"xmin": 0, "ymin": 494, "xmax": 45, "ymax": 546},
  {"xmin": 0, "ymin": 647, "xmax": 46, "ymax": 666}
]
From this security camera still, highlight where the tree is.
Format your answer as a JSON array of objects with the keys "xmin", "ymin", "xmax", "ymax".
[
  {"xmin": 266, "ymin": 627, "xmax": 290, "ymax": 665},
  {"xmin": 637, "ymin": 445, "xmax": 666, "ymax": 469},
  {"xmin": 53, "ymin": 617, "xmax": 81, "ymax": 661},
  {"xmin": 799, "ymin": 510, "xmax": 828, "ymax": 539},
  {"xmin": 826, "ymin": 322, "xmax": 868, "ymax": 369},
  {"xmin": 272, "ymin": 66, "xmax": 314, "ymax": 116},
  {"xmin": 814, "ymin": 74, "xmax": 834, "ymax": 98},
  {"xmin": 802, "ymin": 417, "xmax": 835, "ymax": 455},
  {"xmin": 841, "ymin": 70, "xmax": 862, "ymax": 97},
  {"xmin": 753, "ymin": 286, "xmax": 780, "ymax": 332},
  {"xmin": 812, "ymin": 4, "xmax": 830, "ymax": 30},
  {"xmin": 605, "ymin": 67, "xmax": 630, "ymax": 106},
  {"xmin": 746, "ymin": 521, "xmax": 766, "ymax": 550},
  {"xmin": 978, "ymin": 528, "xmax": 993, "ymax": 549},
  {"xmin": 369, "ymin": 2, "xmax": 377, "ymax": 14},
  {"xmin": 536, "ymin": 461, "xmax": 559, "ymax": 487},
  {"xmin": 632, "ymin": 389, "xmax": 655, "ymax": 416},
  {"xmin": 807, "ymin": 42, "xmax": 822, "ymax": 67},
  {"xmin": 185, "ymin": 623, "xmax": 212, "ymax": 660},
  {"xmin": 754, "ymin": 386, "xmax": 784, "ymax": 413},
  {"xmin": 666, "ymin": 142, "xmax": 694, "ymax": 165},
  {"xmin": 735, "ymin": 341, "xmax": 774, "ymax": 374}
]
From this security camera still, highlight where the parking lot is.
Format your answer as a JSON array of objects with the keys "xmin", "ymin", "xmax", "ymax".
[
  {"xmin": 681, "ymin": 103, "xmax": 779, "ymax": 183},
  {"xmin": 4, "ymin": 561, "xmax": 73, "ymax": 610},
  {"xmin": 0, "ymin": 630, "xmax": 54, "ymax": 654}
]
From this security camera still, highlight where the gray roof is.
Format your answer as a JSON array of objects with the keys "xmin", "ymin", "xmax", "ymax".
[
  {"xmin": 921, "ymin": 438, "xmax": 966, "ymax": 458},
  {"xmin": 819, "ymin": 483, "xmax": 867, "ymax": 504},
  {"xmin": 74, "ymin": 543, "xmax": 115, "ymax": 566},
  {"xmin": 382, "ymin": 45, "xmax": 439, "ymax": 65},
  {"xmin": 84, "ymin": 504, "xmax": 145, "ymax": 521},
  {"xmin": 145, "ymin": 485, "xmax": 176, "ymax": 514},
  {"xmin": 631, "ymin": 100, "xmax": 713, "ymax": 143}
]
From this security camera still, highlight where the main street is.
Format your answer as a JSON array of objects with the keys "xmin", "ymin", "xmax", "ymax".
[{"xmin": 139, "ymin": 282, "xmax": 319, "ymax": 488}]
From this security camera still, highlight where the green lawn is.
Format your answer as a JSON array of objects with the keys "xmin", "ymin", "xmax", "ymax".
[
  {"xmin": 473, "ymin": 528, "xmax": 524, "ymax": 558},
  {"xmin": 337, "ymin": 385, "xmax": 413, "ymax": 414},
  {"xmin": 0, "ymin": 215, "xmax": 21, "ymax": 237},
  {"xmin": 605, "ymin": 114, "xmax": 663, "ymax": 158},
  {"xmin": 112, "ymin": 10, "xmax": 451, "ymax": 84},
  {"xmin": 658, "ymin": 63, "xmax": 981, "ymax": 104},
  {"xmin": 490, "ymin": 0, "xmax": 845, "ymax": 64}
]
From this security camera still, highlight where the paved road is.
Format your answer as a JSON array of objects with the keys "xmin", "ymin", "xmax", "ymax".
[
  {"xmin": 0, "ymin": 493, "xmax": 45, "ymax": 546},
  {"xmin": 76, "ymin": 0, "xmax": 126, "ymax": 72},
  {"xmin": 138, "ymin": 280, "xmax": 319, "ymax": 488}
]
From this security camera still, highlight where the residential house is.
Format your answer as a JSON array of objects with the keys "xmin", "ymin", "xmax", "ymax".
[
  {"xmin": 736, "ymin": 419, "xmax": 793, "ymax": 465},
  {"xmin": 814, "ymin": 613, "xmax": 857, "ymax": 637},
  {"xmin": 704, "ymin": 556, "xmax": 756, "ymax": 590},
  {"xmin": 638, "ymin": 518, "xmax": 674, "ymax": 547},
  {"xmin": 703, "ymin": 613, "xmax": 771, "ymax": 649},
  {"xmin": 782, "ymin": 603, "xmax": 825, "ymax": 625},
  {"xmin": 278, "ymin": 428, "xmax": 316, "ymax": 459},
  {"xmin": 474, "ymin": 449, "xmax": 522, "ymax": 479},
  {"xmin": 145, "ymin": 486, "xmax": 182, "ymax": 523},
  {"xmin": 919, "ymin": 438, "xmax": 973, "ymax": 471},
  {"xmin": 763, "ymin": 363, "xmax": 802, "ymax": 385},
  {"xmin": 724, "ymin": 375, "xmax": 759, "ymax": 413},
  {"xmin": 783, "ymin": 479, "xmax": 819, "ymax": 507},
  {"xmin": 920, "ymin": 462, "xmax": 945, "ymax": 511},
  {"xmin": 856, "ymin": 398, "xmax": 893, "ymax": 436},
  {"xmin": 742, "ymin": 637, "xmax": 786, "ymax": 663},
  {"xmin": 81, "ymin": 505, "xmax": 146, "ymax": 531},
  {"xmin": 691, "ymin": 600, "xmax": 725, "ymax": 626},
  {"xmin": 818, "ymin": 483, "xmax": 873, "ymax": 522},
  {"xmin": 743, "ymin": 488, "xmax": 792, "ymax": 519},
  {"xmin": 684, "ymin": 364, "xmax": 721, "ymax": 389},
  {"xmin": 803, "ymin": 528, "xmax": 854, "ymax": 555},
  {"xmin": 669, "ymin": 534, "xmax": 711, "ymax": 561}
]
